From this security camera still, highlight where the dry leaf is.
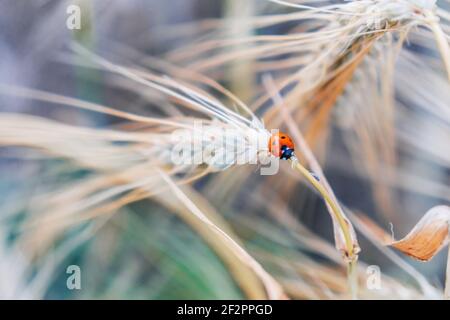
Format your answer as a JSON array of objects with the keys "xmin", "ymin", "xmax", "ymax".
[{"xmin": 390, "ymin": 206, "xmax": 450, "ymax": 261}]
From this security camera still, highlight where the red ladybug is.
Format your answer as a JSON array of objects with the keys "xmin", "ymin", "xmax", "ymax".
[{"xmin": 268, "ymin": 132, "xmax": 295, "ymax": 160}]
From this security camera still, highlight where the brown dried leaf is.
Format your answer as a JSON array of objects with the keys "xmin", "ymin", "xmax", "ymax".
[{"xmin": 390, "ymin": 206, "xmax": 450, "ymax": 261}]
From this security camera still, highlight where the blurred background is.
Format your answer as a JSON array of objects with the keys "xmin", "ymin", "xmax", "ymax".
[{"xmin": 0, "ymin": 0, "xmax": 449, "ymax": 299}]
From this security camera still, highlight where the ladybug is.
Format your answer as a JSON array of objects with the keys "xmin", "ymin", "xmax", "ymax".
[{"xmin": 268, "ymin": 131, "xmax": 295, "ymax": 160}]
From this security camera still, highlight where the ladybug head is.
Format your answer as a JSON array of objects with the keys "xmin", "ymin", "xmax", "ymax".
[{"xmin": 280, "ymin": 145, "xmax": 294, "ymax": 160}]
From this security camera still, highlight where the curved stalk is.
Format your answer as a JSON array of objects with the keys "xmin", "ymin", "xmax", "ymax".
[
  {"xmin": 289, "ymin": 156, "xmax": 358, "ymax": 298},
  {"xmin": 290, "ymin": 157, "xmax": 354, "ymax": 257}
]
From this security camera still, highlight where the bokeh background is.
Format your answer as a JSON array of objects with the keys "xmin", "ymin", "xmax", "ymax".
[{"xmin": 0, "ymin": 0, "xmax": 449, "ymax": 299}]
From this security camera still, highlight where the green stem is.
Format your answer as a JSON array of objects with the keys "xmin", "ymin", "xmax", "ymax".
[
  {"xmin": 290, "ymin": 157, "xmax": 358, "ymax": 298},
  {"xmin": 347, "ymin": 258, "xmax": 359, "ymax": 300},
  {"xmin": 290, "ymin": 158, "xmax": 354, "ymax": 258}
]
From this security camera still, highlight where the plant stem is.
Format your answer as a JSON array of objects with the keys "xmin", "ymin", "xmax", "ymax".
[
  {"xmin": 445, "ymin": 240, "xmax": 450, "ymax": 300},
  {"xmin": 290, "ymin": 157, "xmax": 358, "ymax": 298},
  {"xmin": 290, "ymin": 158, "xmax": 354, "ymax": 258},
  {"xmin": 347, "ymin": 258, "xmax": 358, "ymax": 300}
]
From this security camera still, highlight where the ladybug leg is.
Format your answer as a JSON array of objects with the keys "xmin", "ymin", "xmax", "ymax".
[{"xmin": 310, "ymin": 172, "xmax": 320, "ymax": 181}]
